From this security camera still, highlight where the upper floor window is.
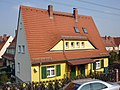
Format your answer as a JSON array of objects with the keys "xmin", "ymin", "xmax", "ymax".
[
  {"xmin": 81, "ymin": 42, "xmax": 85, "ymax": 48},
  {"xmin": 71, "ymin": 42, "xmax": 75, "ymax": 48},
  {"xmin": 74, "ymin": 27, "xmax": 80, "ymax": 33},
  {"xmin": 18, "ymin": 45, "xmax": 25, "ymax": 54},
  {"xmin": 65, "ymin": 42, "xmax": 69, "ymax": 49},
  {"xmin": 21, "ymin": 45, "xmax": 25, "ymax": 53},
  {"xmin": 82, "ymin": 28, "xmax": 88, "ymax": 34},
  {"xmin": 76, "ymin": 42, "xmax": 80, "ymax": 48},
  {"xmin": 18, "ymin": 45, "xmax": 21, "ymax": 53}
]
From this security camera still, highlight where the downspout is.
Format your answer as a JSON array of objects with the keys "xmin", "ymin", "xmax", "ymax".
[
  {"xmin": 39, "ymin": 62, "xmax": 42, "ymax": 82},
  {"xmin": 63, "ymin": 38, "xmax": 68, "ymax": 78}
]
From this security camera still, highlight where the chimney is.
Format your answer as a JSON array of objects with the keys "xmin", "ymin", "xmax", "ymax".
[
  {"xmin": 108, "ymin": 36, "xmax": 111, "ymax": 40},
  {"xmin": 48, "ymin": 5, "xmax": 53, "ymax": 19},
  {"xmin": 105, "ymin": 35, "xmax": 107, "ymax": 40},
  {"xmin": 73, "ymin": 8, "xmax": 78, "ymax": 22},
  {"xmin": 0, "ymin": 36, "xmax": 2, "ymax": 42},
  {"xmin": 3, "ymin": 34, "xmax": 7, "ymax": 41}
]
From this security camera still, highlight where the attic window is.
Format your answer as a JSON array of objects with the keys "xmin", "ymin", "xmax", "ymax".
[
  {"xmin": 74, "ymin": 27, "xmax": 80, "ymax": 33},
  {"xmin": 83, "ymin": 28, "xmax": 88, "ymax": 34},
  {"xmin": 71, "ymin": 42, "xmax": 75, "ymax": 48}
]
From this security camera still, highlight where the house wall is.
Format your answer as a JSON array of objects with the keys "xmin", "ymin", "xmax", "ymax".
[
  {"xmin": 91, "ymin": 58, "xmax": 108, "ymax": 73},
  {"xmin": 0, "ymin": 36, "xmax": 13, "ymax": 58},
  {"xmin": 106, "ymin": 47, "xmax": 113, "ymax": 51},
  {"xmin": 31, "ymin": 63, "xmax": 66, "ymax": 82},
  {"xmin": 15, "ymin": 12, "xmax": 31, "ymax": 82},
  {"xmin": 51, "ymin": 40, "xmax": 95, "ymax": 51}
]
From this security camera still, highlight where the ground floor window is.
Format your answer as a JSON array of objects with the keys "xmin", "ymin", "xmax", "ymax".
[
  {"xmin": 41, "ymin": 64, "xmax": 61, "ymax": 79},
  {"xmin": 47, "ymin": 66, "xmax": 55, "ymax": 78},
  {"xmin": 96, "ymin": 61, "xmax": 101, "ymax": 69},
  {"xmin": 93, "ymin": 60, "xmax": 104, "ymax": 70}
]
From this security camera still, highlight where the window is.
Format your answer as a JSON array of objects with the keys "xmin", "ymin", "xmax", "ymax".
[
  {"xmin": 18, "ymin": 45, "xmax": 25, "ymax": 53},
  {"xmin": 71, "ymin": 42, "xmax": 75, "ymax": 48},
  {"xmin": 91, "ymin": 83, "xmax": 107, "ymax": 90},
  {"xmin": 83, "ymin": 28, "xmax": 88, "ymax": 34},
  {"xmin": 81, "ymin": 84, "xmax": 91, "ymax": 90},
  {"xmin": 74, "ymin": 27, "xmax": 80, "ymax": 33},
  {"xmin": 76, "ymin": 42, "xmax": 80, "ymax": 48},
  {"xmin": 18, "ymin": 45, "xmax": 21, "ymax": 53},
  {"xmin": 21, "ymin": 45, "xmax": 25, "ymax": 53},
  {"xmin": 47, "ymin": 66, "xmax": 55, "ymax": 78},
  {"xmin": 96, "ymin": 61, "xmax": 101, "ymax": 69},
  {"xmin": 81, "ymin": 42, "xmax": 85, "ymax": 48},
  {"xmin": 41, "ymin": 65, "xmax": 61, "ymax": 79},
  {"xmin": 18, "ymin": 63, "xmax": 20, "ymax": 73},
  {"xmin": 65, "ymin": 42, "xmax": 69, "ymax": 49}
]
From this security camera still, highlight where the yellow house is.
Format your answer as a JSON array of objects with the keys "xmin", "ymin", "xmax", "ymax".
[{"xmin": 15, "ymin": 5, "xmax": 109, "ymax": 82}]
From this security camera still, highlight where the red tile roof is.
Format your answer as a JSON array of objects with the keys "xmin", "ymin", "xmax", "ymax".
[
  {"xmin": 114, "ymin": 37, "xmax": 120, "ymax": 46},
  {"xmin": 68, "ymin": 59, "xmax": 94, "ymax": 65},
  {"xmin": 2, "ymin": 54, "xmax": 14, "ymax": 61},
  {"xmin": 102, "ymin": 36, "xmax": 116, "ymax": 47},
  {"xmin": 20, "ymin": 5, "xmax": 108, "ymax": 63}
]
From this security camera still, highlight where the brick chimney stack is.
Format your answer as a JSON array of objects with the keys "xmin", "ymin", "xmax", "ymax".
[
  {"xmin": 73, "ymin": 8, "xmax": 78, "ymax": 22},
  {"xmin": 3, "ymin": 34, "xmax": 7, "ymax": 41},
  {"xmin": 48, "ymin": 5, "xmax": 53, "ymax": 19},
  {"xmin": 0, "ymin": 36, "xmax": 2, "ymax": 42}
]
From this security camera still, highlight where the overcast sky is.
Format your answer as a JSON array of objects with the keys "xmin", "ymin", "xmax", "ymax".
[{"xmin": 0, "ymin": 0, "xmax": 120, "ymax": 37}]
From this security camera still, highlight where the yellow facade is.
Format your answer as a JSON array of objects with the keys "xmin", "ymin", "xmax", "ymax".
[
  {"xmin": 51, "ymin": 40, "xmax": 95, "ymax": 51},
  {"xmin": 31, "ymin": 39, "xmax": 109, "ymax": 82},
  {"xmin": 31, "ymin": 63, "xmax": 66, "ymax": 82}
]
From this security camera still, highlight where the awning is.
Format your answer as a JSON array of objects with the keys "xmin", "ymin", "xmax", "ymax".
[{"xmin": 68, "ymin": 59, "xmax": 94, "ymax": 65}]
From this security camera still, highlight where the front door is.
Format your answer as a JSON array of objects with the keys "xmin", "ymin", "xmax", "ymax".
[
  {"xmin": 79, "ymin": 64, "xmax": 85, "ymax": 76},
  {"xmin": 70, "ymin": 66, "xmax": 76, "ymax": 79}
]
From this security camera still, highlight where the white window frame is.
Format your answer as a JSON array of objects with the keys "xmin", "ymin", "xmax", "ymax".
[
  {"xmin": 65, "ymin": 42, "xmax": 69, "ymax": 49},
  {"xmin": 71, "ymin": 42, "xmax": 75, "ymax": 48},
  {"xmin": 21, "ymin": 45, "xmax": 25, "ymax": 54},
  {"xmin": 81, "ymin": 42, "xmax": 85, "ymax": 48},
  {"xmin": 96, "ymin": 61, "xmax": 101, "ymax": 69},
  {"xmin": 47, "ymin": 66, "xmax": 55, "ymax": 78},
  {"xmin": 18, "ymin": 45, "xmax": 21, "ymax": 53},
  {"xmin": 76, "ymin": 42, "xmax": 80, "ymax": 48}
]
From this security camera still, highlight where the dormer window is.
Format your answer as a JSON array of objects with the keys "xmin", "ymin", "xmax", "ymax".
[
  {"xmin": 74, "ymin": 27, "xmax": 80, "ymax": 33},
  {"xmin": 83, "ymin": 28, "xmax": 88, "ymax": 34},
  {"xmin": 76, "ymin": 42, "xmax": 80, "ymax": 48},
  {"xmin": 71, "ymin": 42, "xmax": 75, "ymax": 48},
  {"xmin": 65, "ymin": 42, "xmax": 69, "ymax": 49},
  {"xmin": 81, "ymin": 42, "xmax": 85, "ymax": 48}
]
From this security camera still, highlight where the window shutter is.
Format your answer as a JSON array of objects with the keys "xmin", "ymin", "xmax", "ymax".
[
  {"xmin": 93, "ymin": 62, "xmax": 96, "ymax": 70},
  {"xmin": 101, "ymin": 60, "xmax": 104, "ymax": 68},
  {"xmin": 56, "ymin": 65, "xmax": 61, "ymax": 76},
  {"xmin": 41, "ymin": 66, "xmax": 47, "ymax": 79}
]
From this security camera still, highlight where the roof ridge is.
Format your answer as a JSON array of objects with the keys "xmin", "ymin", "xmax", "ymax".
[{"xmin": 20, "ymin": 5, "xmax": 91, "ymax": 18}]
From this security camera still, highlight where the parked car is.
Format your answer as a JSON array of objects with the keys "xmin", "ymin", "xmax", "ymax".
[{"xmin": 63, "ymin": 78, "xmax": 120, "ymax": 90}]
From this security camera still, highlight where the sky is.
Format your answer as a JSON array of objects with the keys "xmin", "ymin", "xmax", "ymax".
[{"xmin": 0, "ymin": 0, "xmax": 120, "ymax": 37}]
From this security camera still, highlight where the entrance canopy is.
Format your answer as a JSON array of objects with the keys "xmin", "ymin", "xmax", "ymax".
[{"xmin": 68, "ymin": 59, "xmax": 94, "ymax": 65}]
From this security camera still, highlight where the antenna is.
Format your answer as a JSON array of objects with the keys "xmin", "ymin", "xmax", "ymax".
[{"xmin": 50, "ymin": 0, "xmax": 53, "ymax": 5}]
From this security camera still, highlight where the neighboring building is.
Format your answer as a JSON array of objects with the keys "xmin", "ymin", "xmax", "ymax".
[
  {"xmin": 2, "ymin": 31, "xmax": 17, "ymax": 77},
  {"xmin": 114, "ymin": 37, "xmax": 120, "ymax": 51},
  {"xmin": 0, "ymin": 34, "xmax": 13, "ymax": 61},
  {"xmin": 102, "ymin": 36, "xmax": 120, "ymax": 53},
  {"xmin": 15, "ymin": 5, "xmax": 109, "ymax": 82},
  {"xmin": 102, "ymin": 36, "xmax": 117, "ymax": 52}
]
